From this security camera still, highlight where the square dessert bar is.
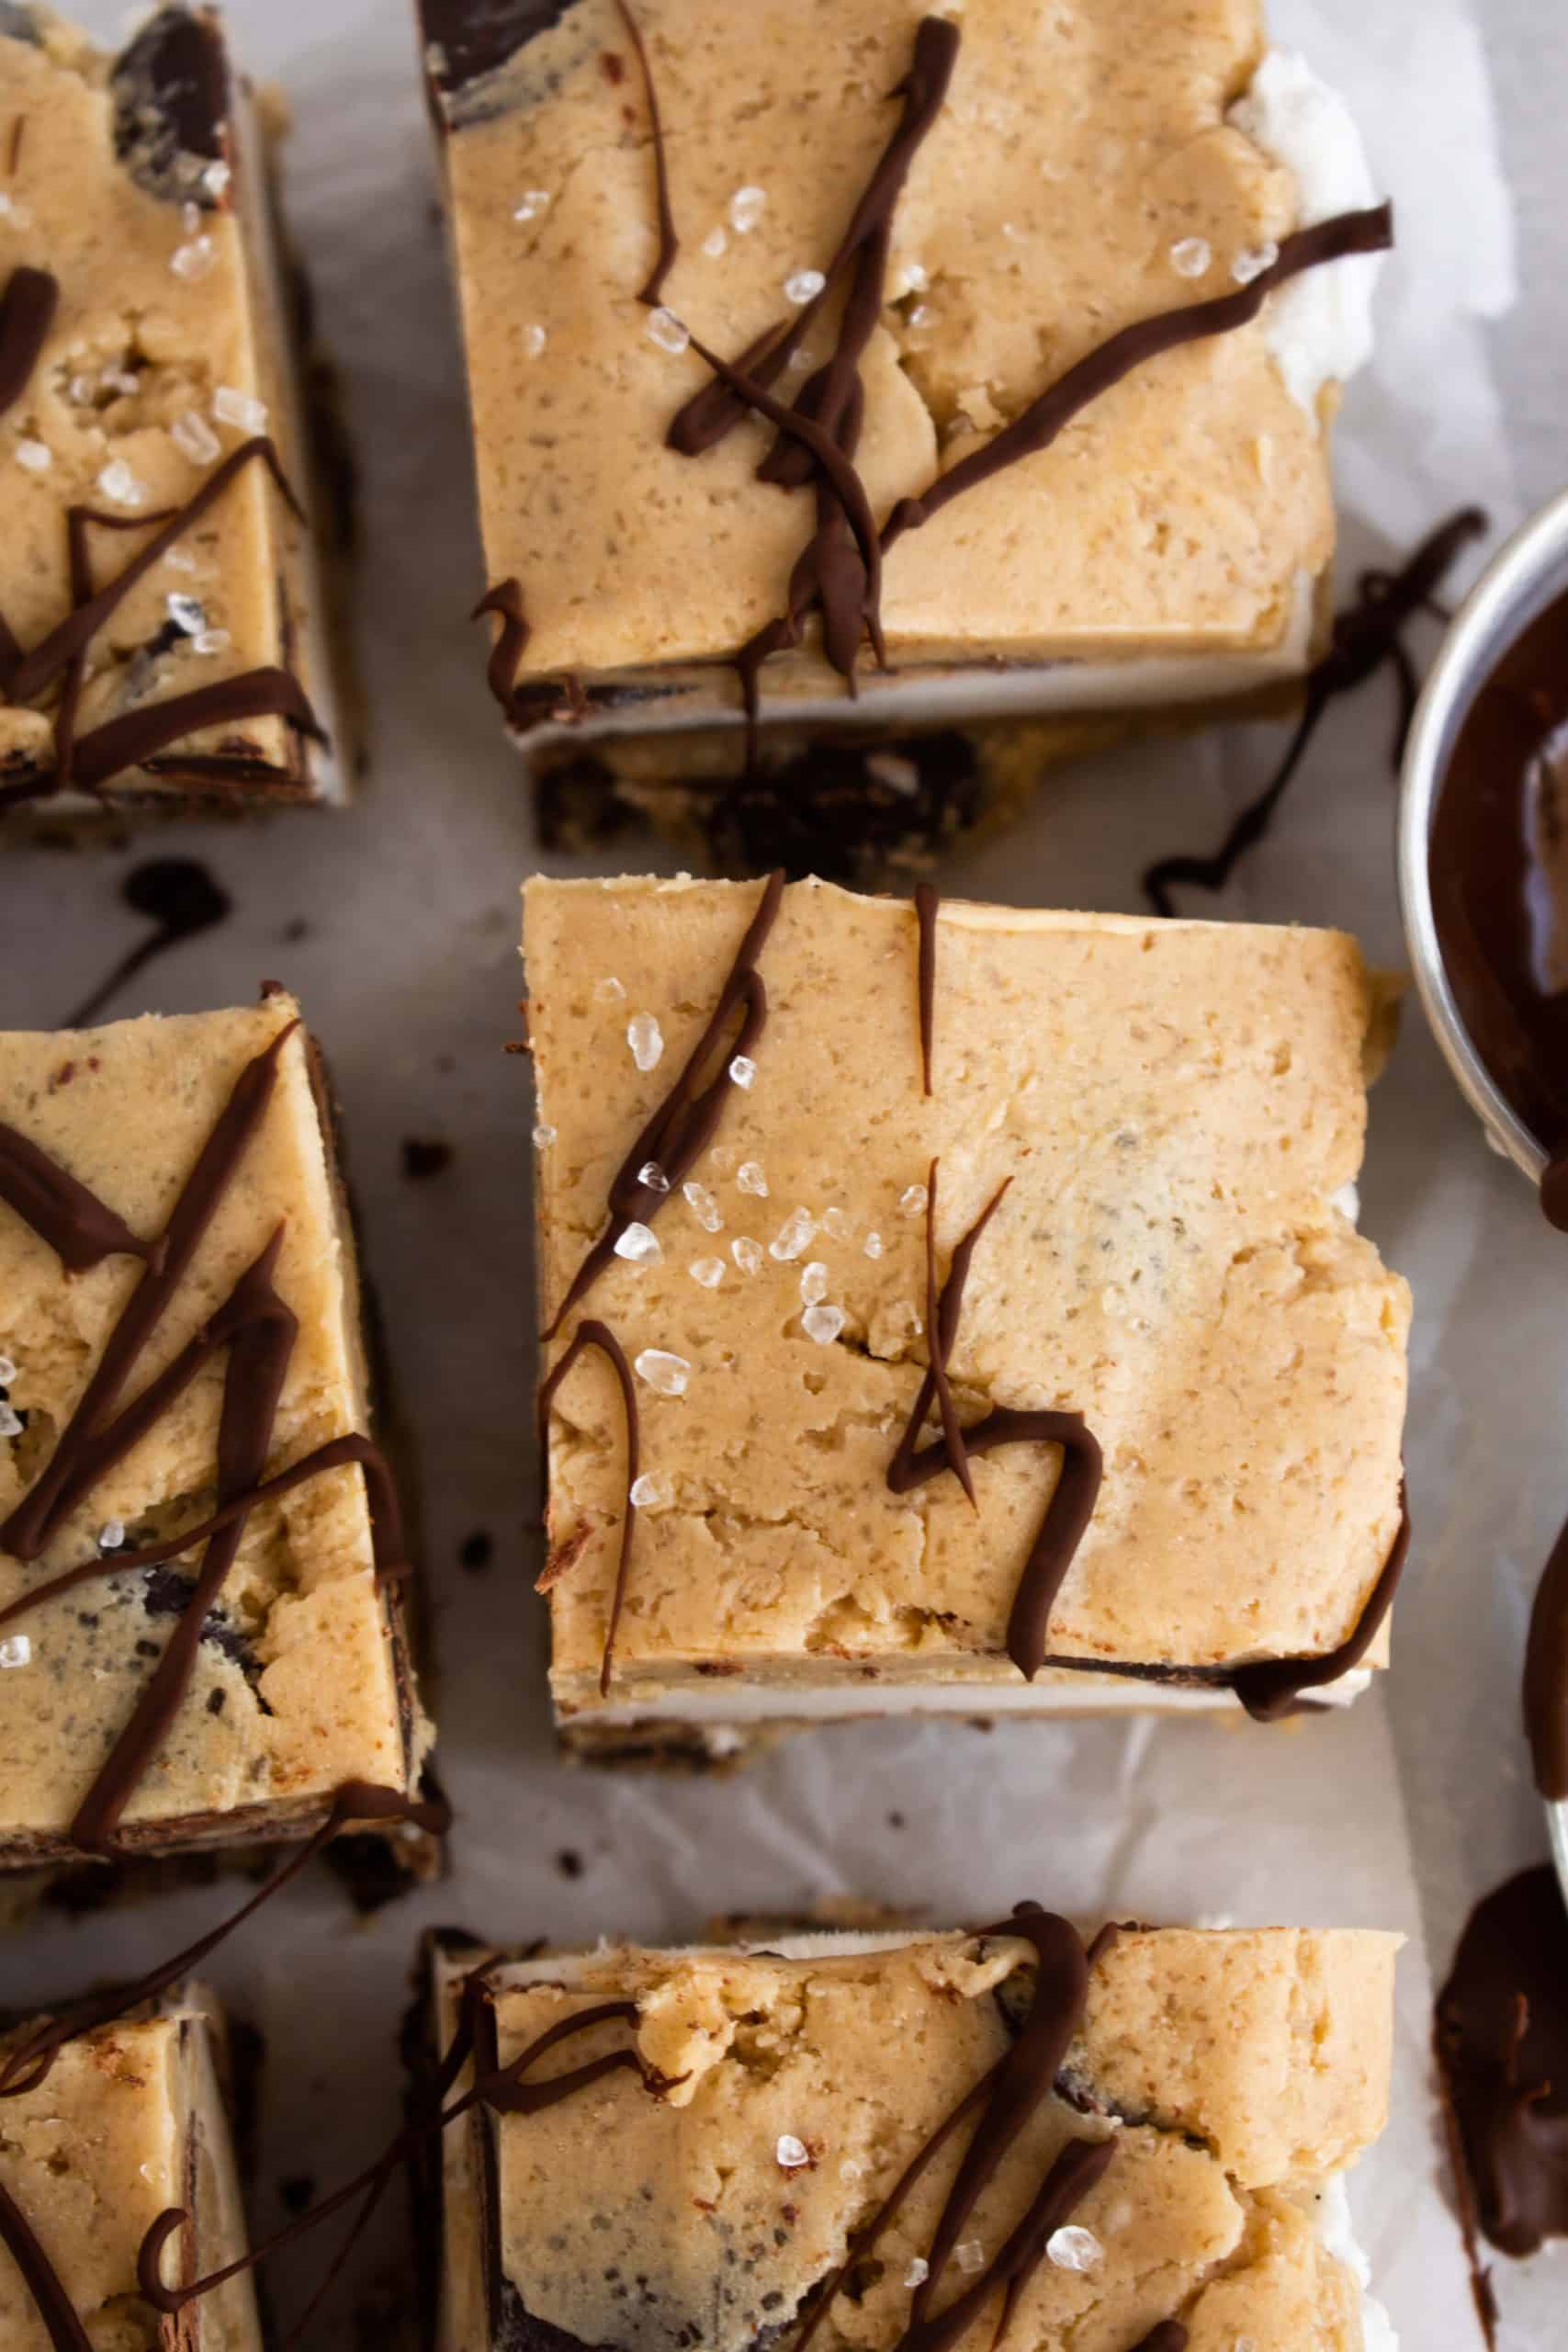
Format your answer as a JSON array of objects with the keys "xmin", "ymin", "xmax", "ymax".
[
  {"xmin": 0, "ymin": 1982, "xmax": 264, "ymax": 2349},
  {"xmin": 421, "ymin": 1917, "xmax": 1399, "ymax": 2352},
  {"xmin": 425, "ymin": 0, "xmax": 1386, "ymax": 851},
  {"xmin": 0, "ymin": 992, "xmax": 432, "ymax": 1867},
  {"xmin": 0, "ymin": 4, "xmax": 345, "ymax": 828},
  {"xmin": 525, "ymin": 876, "xmax": 1410, "ymax": 1758}
]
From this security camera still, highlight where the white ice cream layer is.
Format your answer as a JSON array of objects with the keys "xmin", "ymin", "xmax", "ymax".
[{"xmin": 1229, "ymin": 49, "xmax": 1384, "ymax": 418}]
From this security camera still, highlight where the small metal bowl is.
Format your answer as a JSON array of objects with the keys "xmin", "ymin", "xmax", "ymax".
[
  {"xmin": 1398, "ymin": 488, "xmax": 1568, "ymax": 1190},
  {"xmin": 1397, "ymin": 488, "xmax": 1568, "ymax": 1899}
]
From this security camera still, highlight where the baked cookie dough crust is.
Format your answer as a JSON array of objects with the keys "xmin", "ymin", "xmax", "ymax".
[
  {"xmin": 0, "ymin": 4, "xmax": 344, "ymax": 823},
  {"xmin": 424, "ymin": 1922, "xmax": 1399, "ymax": 2352},
  {"xmin": 424, "ymin": 0, "xmax": 1377, "ymax": 771},
  {"xmin": 525, "ymin": 876, "xmax": 1410, "ymax": 1753},
  {"xmin": 0, "ymin": 1982, "xmax": 264, "ymax": 2352},
  {"xmin": 0, "ymin": 995, "xmax": 432, "ymax": 1864}
]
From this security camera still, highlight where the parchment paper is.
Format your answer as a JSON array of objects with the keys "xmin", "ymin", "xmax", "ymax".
[{"xmin": 1, "ymin": 0, "xmax": 1555, "ymax": 2343}]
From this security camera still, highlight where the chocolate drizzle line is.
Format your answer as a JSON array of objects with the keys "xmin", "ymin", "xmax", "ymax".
[
  {"xmin": 914, "ymin": 882, "xmax": 938, "ymax": 1096},
  {"xmin": 0, "ymin": 436, "xmax": 323, "ymax": 808},
  {"xmin": 473, "ymin": 578, "xmax": 531, "ymax": 714},
  {"xmin": 0, "ymin": 2177, "xmax": 92, "ymax": 2352},
  {"xmin": 537, "ymin": 1319, "xmax": 638, "ymax": 1697},
  {"xmin": 1131, "ymin": 2329, "xmax": 1189, "ymax": 2351},
  {"xmin": 1144, "ymin": 506, "xmax": 1488, "ymax": 915},
  {"xmin": 0, "ymin": 1019, "xmax": 412, "ymax": 1853},
  {"xmin": 889, "ymin": 1178, "xmax": 1102, "ymax": 1679},
  {"xmin": 63, "ymin": 855, "xmax": 233, "ymax": 1031},
  {"xmin": 0, "ymin": 264, "xmax": 57, "ymax": 414},
  {"xmin": 1224, "ymin": 1487, "xmax": 1409, "ymax": 1724},
  {"xmin": 614, "ymin": 0, "xmax": 677, "ymax": 306},
  {"xmin": 545, "ymin": 868, "xmax": 784, "ymax": 1335},
  {"xmin": 1524, "ymin": 1510, "xmax": 1568, "ymax": 1801}
]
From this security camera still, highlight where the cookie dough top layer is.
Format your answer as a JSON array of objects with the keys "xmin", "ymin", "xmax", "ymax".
[
  {"xmin": 525, "ymin": 877, "xmax": 1409, "ymax": 1692},
  {"xmin": 0, "ymin": 1984, "xmax": 263, "ymax": 2352},
  {"xmin": 435, "ymin": 1923, "xmax": 1397, "ymax": 2352},
  {"xmin": 0, "ymin": 6, "xmax": 321, "ymax": 803},
  {"xmin": 430, "ymin": 0, "xmax": 1360, "ymax": 684},
  {"xmin": 0, "ymin": 996, "xmax": 424, "ymax": 1849}
]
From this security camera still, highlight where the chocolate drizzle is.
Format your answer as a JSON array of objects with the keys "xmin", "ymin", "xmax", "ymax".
[
  {"xmin": 1436, "ymin": 1865, "xmax": 1568, "ymax": 2265},
  {"xmin": 1223, "ymin": 1487, "xmax": 1410, "ymax": 1724},
  {"xmin": 474, "ymin": 578, "xmax": 532, "ymax": 714},
  {"xmin": 545, "ymin": 868, "xmax": 784, "ymax": 1334},
  {"xmin": 537, "ymin": 1319, "xmax": 638, "ymax": 1695},
  {"xmin": 914, "ymin": 883, "xmax": 938, "ymax": 1096},
  {"xmin": 614, "ymin": 0, "xmax": 677, "ymax": 306},
  {"xmin": 63, "ymin": 855, "xmax": 234, "ymax": 1031},
  {"xmin": 888, "ymin": 1175, "xmax": 1102, "ymax": 1679},
  {"xmin": 0, "ymin": 2176, "xmax": 92, "ymax": 2352},
  {"xmin": 0, "ymin": 1017, "xmax": 413, "ymax": 1853},
  {"xmin": 0, "ymin": 437, "xmax": 323, "ymax": 811},
  {"xmin": 1524, "ymin": 1511, "xmax": 1568, "ymax": 1801},
  {"xmin": 1131, "ymin": 2329, "xmax": 1189, "ymax": 2351},
  {"xmin": 1145, "ymin": 506, "xmax": 1488, "ymax": 915},
  {"xmin": 0, "ymin": 263, "xmax": 56, "ymax": 414}
]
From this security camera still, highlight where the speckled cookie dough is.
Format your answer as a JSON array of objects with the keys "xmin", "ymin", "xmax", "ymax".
[
  {"xmin": 425, "ymin": 1920, "xmax": 1399, "ymax": 2352},
  {"xmin": 423, "ymin": 0, "xmax": 1382, "ymax": 808},
  {"xmin": 0, "ymin": 994, "xmax": 433, "ymax": 1865},
  {"xmin": 0, "ymin": 4, "xmax": 344, "ymax": 822},
  {"xmin": 0, "ymin": 1982, "xmax": 264, "ymax": 2352},
  {"xmin": 525, "ymin": 876, "xmax": 1409, "ymax": 1757}
]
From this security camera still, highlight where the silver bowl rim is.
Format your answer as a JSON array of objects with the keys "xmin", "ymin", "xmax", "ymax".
[{"xmin": 1396, "ymin": 487, "xmax": 1568, "ymax": 1191}]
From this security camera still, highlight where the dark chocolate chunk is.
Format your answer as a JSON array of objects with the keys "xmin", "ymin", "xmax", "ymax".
[
  {"xmin": 111, "ymin": 5, "xmax": 229, "ymax": 204},
  {"xmin": 421, "ymin": 0, "xmax": 584, "ymax": 104}
]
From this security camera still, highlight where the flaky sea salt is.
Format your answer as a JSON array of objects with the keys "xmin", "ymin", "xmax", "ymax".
[
  {"xmin": 683, "ymin": 1181, "xmax": 723, "ymax": 1233},
  {"xmin": 170, "ymin": 234, "xmax": 217, "ymax": 281},
  {"xmin": 702, "ymin": 224, "xmax": 728, "ymax": 258},
  {"xmin": 784, "ymin": 268, "xmax": 826, "ymax": 305},
  {"xmin": 532, "ymin": 1122, "xmax": 557, "ymax": 1148},
  {"xmin": 803, "ymin": 1303, "xmax": 844, "ymax": 1345},
  {"xmin": 898, "ymin": 1184, "xmax": 928, "ymax": 1217},
  {"xmin": 738, "ymin": 1161, "xmax": 769, "ymax": 1198},
  {"xmin": 954, "ymin": 2242, "xmax": 987, "ymax": 2276},
  {"xmin": 201, "ymin": 159, "xmax": 231, "ymax": 200},
  {"xmin": 728, "ymin": 185, "xmax": 767, "ymax": 233},
  {"xmin": 800, "ymin": 1262, "xmax": 829, "ymax": 1306},
  {"xmin": 903, "ymin": 2257, "xmax": 929, "ymax": 2290},
  {"xmin": 513, "ymin": 188, "xmax": 551, "ymax": 222},
  {"xmin": 863, "ymin": 1231, "xmax": 884, "ymax": 1259},
  {"xmin": 628, "ymin": 1472, "xmax": 671, "ymax": 1509},
  {"xmin": 0, "ymin": 191, "xmax": 30, "ymax": 225},
  {"xmin": 213, "ymin": 384, "xmax": 268, "ymax": 434},
  {"xmin": 895, "ymin": 260, "xmax": 929, "ymax": 295},
  {"xmin": 96, "ymin": 459, "xmax": 146, "ymax": 506},
  {"xmin": 14, "ymin": 438, "xmax": 51, "ymax": 472},
  {"xmin": 732, "ymin": 1238, "xmax": 762, "ymax": 1275},
  {"xmin": 823, "ymin": 1206, "xmax": 853, "ymax": 1240},
  {"xmin": 192, "ymin": 628, "xmax": 231, "ymax": 657},
  {"xmin": 615, "ymin": 1222, "xmax": 662, "ymax": 1267},
  {"xmin": 775, "ymin": 2134, "xmax": 810, "ymax": 2170},
  {"xmin": 1169, "ymin": 235, "xmax": 1212, "ymax": 278},
  {"xmin": 728, "ymin": 1055, "xmax": 756, "ymax": 1090},
  {"xmin": 166, "ymin": 593, "xmax": 206, "ymax": 636},
  {"xmin": 770, "ymin": 1208, "xmax": 816, "ymax": 1261},
  {"xmin": 1231, "ymin": 240, "xmax": 1279, "ymax": 285},
  {"xmin": 594, "ymin": 976, "xmax": 626, "ymax": 1003},
  {"xmin": 635, "ymin": 1349, "xmax": 691, "ymax": 1396},
  {"xmin": 1045, "ymin": 2225, "xmax": 1102, "ymax": 2274},
  {"xmin": 647, "ymin": 307, "xmax": 691, "ymax": 355},
  {"xmin": 97, "ymin": 1521, "xmax": 125, "ymax": 1551},
  {"xmin": 690, "ymin": 1256, "xmax": 726, "ymax": 1290},
  {"xmin": 839, "ymin": 2157, "xmax": 863, "ymax": 2181},
  {"xmin": 171, "ymin": 410, "xmax": 221, "ymax": 466},
  {"xmin": 0, "ymin": 1635, "xmax": 30, "ymax": 1669},
  {"xmin": 627, "ymin": 1013, "xmax": 664, "ymax": 1071},
  {"xmin": 0, "ymin": 1357, "xmax": 16, "ymax": 1386},
  {"xmin": 522, "ymin": 323, "xmax": 548, "ymax": 358},
  {"xmin": 638, "ymin": 1161, "xmax": 671, "ymax": 1194},
  {"xmin": 0, "ymin": 1405, "xmax": 21, "ymax": 1439}
]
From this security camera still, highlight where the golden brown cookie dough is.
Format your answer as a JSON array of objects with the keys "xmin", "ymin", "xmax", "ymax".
[
  {"xmin": 525, "ymin": 876, "xmax": 1409, "ymax": 1757},
  {"xmin": 0, "ymin": 993, "xmax": 433, "ymax": 1866},
  {"xmin": 0, "ymin": 1982, "xmax": 264, "ymax": 2352},
  {"xmin": 425, "ymin": 1919, "xmax": 1399, "ymax": 2352},
  {"xmin": 424, "ymin": 0, "xmax": 1381, "ymax": 808},
  {"xmin": 0, "ymin": 5, "xmax": 344, "ymax": 825}
]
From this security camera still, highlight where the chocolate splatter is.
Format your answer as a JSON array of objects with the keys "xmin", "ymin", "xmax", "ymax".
[
  {"xmin": 63, "ymin": 857, "xmax": 233, "ymax": 1029},
  {"xmin": 0, "ymin": 264, "xmax": 57, "ymax": 414},
  {"xmin": 1437, "ymin": 1865, "xmax": 1568, "ymax": 2266},
  {"xmin": 1525, "ymin": 1512, "xmax": 1568, "ymax": 1801},
  {"xmin": 1145, "ymin": 505, "xmax": 1487, "ymax": 914},
  {"xmin": 546, "ymin": 868, "xmax": 784, "ymax": 1334},
  {"xmin": 555, "ymin": 1847, "xmax": 584, "ymax": 1879},
  {"xmin": 538, "ymin": 1318, "xmax": 638, "ymax": 1694},
  {"xmin": 458, "ymin": 1529, "xmax": 494, "ymax": 1573}
]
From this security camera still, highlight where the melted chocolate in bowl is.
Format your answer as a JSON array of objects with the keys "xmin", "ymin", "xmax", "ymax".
[{"xmin": 1430, "ymin": 585, "xmax": 1568, "ymax": 1227}]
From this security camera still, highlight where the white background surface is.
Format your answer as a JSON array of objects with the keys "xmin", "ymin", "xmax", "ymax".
[{"xmin": 3, "ymin": 1, "xmax": 1564, "ymax": 2346}]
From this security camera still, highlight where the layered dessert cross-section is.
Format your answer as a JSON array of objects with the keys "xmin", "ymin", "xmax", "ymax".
[
  {"xmin": 525, "ymin": 875, "xmax": 1410, "ymax": 1758},
  {"xmin": 420, "ymin": 1914, "xmax": 1401, "ymax": 2352},
  {"xmin": 0, "ymin": 990, "xmax": 434, "ymax": 1867},
  {"xmin": 0, "ymin": 1980, "xmax": 264, "ymax": 2352},
  {"xmin": 0, "ymin": 3, "xmax": 347, "ymax": 829},
  {"xmin": 424, "ymin": 0, "xmax": 1389, "ymax": 868}
]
